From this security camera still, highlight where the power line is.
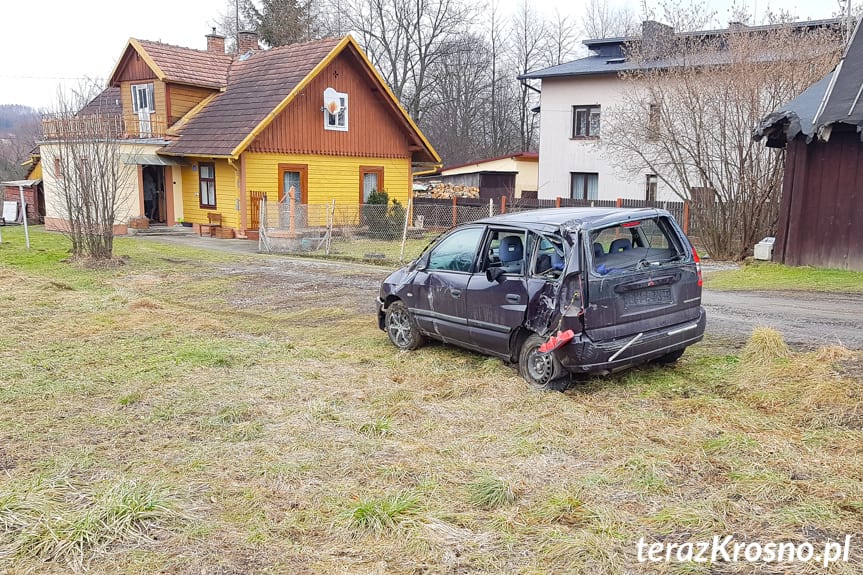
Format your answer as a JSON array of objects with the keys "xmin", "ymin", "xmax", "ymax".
[{"xmin": 0, "ymin": 75, "xmax": 104, "ymax": 81}]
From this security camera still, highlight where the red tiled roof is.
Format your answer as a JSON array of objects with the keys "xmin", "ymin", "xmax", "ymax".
[
  {"xmin": 160, "ymin": 38, "xmax": 341, "ymax": 157},
  {"xmin": 77, "ymin": 87, "xmax": 122, "ymax": 117},
  {"xmin": 134, "ymin": 39, "xmax": 233, "ymax": 89}
]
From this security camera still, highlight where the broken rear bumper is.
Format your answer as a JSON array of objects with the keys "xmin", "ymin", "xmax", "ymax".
[{"xmin": 556, "ymin": 307, "xmax": 707, "ymax": 373}]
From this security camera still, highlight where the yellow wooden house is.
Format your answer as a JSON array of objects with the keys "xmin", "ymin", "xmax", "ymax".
[
  {"xmin": 61, "ymin": 30, "xmax": 440, "ymax": 237},
  {"xmin": 40, "ymin": 30, "xmax": 439, "ymax": 236}
]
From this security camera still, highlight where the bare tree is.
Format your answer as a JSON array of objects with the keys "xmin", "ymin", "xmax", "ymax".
[
  {"xmin": 43, "ymin": 84, "xmax": 138, "ymax": 260},
  {"xmin": 423, "ymin": 34, "xmax": 493, "ymax": 165},
  {"xmin": 211, "ymin": 0, "xmax": 257, "ymax": 52},
  {"xmin": 336, "ymin": 0, "xmax": 476, "ymax": 123},
  {"xmin": 641, "ymin": 0, "xmax": 718, "ymax": 32},
  {"xmin": 582, "ymin": 0, "xmax": 639, "ymax": 39},
  {"xmin": 511, "ymin": 0, "xmax": 545, "ymax": 152},
  {"xmin": 544, "ymin": 8, "xmax": 580, "ymax": 66},
  {"xmin": 601, "ymin": 21, "xmax": 843, "ymax": 259}
]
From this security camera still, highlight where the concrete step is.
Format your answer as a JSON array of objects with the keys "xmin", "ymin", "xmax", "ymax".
[{"xmin": 129, "ymin": 225, "xmax": 196, "ymax": 237}]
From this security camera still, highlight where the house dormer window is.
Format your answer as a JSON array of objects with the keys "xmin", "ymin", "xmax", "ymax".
[
  {"xmin": 131, "ymin": 83, "xmax": 155, "ymax": 114},
  {"xmin": 323, "ymin": 88, "xmax": 348, "ymax": 132}
]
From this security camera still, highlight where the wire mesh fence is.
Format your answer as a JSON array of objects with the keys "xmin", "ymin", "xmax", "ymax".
[{"xmin": 256, "ymin": 195, "xmax": 693, "ymax": 265}]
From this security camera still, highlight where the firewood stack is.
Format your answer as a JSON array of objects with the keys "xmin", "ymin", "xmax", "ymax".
[{"xmin": 414, "ymin": 183, "xmax": 480, "ymax": 199}]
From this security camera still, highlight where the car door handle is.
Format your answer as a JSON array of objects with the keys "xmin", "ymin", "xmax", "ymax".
[
  {"xmin": 506, "ymin": 293, "xmax": 521, "ymax": 303},
  {"xmin": 450, "ymin": 289, "xmax": 462, "ymax": 298}
]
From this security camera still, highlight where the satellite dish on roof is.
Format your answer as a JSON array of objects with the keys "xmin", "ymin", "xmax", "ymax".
[{"xmin": 323, "ymin": 87, "xmax": 342, "ymax": 115}]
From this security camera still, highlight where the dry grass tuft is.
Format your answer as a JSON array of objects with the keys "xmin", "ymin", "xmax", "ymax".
[
  {"xmin": 741, "ymin": 326, "xmax": 790, "ymax": 367},
  {"xmin": 467, "ymin": 473, "xmax": 517, "ymax": 509},
  {"xmin": 344, "ymin": 490, "xmax": 421, "ymax": 534},
  {"xmin": 814, "ymin": 345, "xmax": 855, "ymax": 363},
  {"xmin": 128, "ymin": 298, "xmax": 161, "ymax": 311}
]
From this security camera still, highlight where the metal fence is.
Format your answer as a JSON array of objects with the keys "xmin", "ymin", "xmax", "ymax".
[{"xmin": 257, "ymin": 195, "xmax": 693, "ymax": 264}]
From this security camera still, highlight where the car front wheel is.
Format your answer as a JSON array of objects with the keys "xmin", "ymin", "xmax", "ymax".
[
  {"xmin": 518, "ymin": 333, "xmax": 569, "ymax": 390},
  {"xmin": 385, "ymin": 300, "xmax": 425, "ymax": 350}
]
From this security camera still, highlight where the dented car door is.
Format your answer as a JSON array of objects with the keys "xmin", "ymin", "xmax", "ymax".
[{"xmin": 411, "ymin": 225, "xmax": 485, "ymax": 346}]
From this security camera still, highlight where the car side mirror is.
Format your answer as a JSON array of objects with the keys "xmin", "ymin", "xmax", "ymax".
[
  {"xmin": 412, "ymin": 253, "xmax": 429, "ymax": 271},
  {"xmin": 486, "ymin": 267, "xmax": 506, "ymax": 283}
]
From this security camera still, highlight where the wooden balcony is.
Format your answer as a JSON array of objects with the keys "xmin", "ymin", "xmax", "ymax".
[{"xmin": 42, "ymin": 114, "xmax": 169, "ymax": 140}]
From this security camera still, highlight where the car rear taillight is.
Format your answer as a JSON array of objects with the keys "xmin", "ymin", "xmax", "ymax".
[{"xmin": 692, "ymin": 247, "xmax": 703, "ymax": 287}]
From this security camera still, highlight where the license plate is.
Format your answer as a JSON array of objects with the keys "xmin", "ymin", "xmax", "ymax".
[{"xmin": 623, "ymin": 288, "xmax": 672, "ymax": 307}]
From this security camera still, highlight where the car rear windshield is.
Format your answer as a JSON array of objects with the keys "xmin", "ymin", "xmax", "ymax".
[{"xmin": 590, "ymin": 216, "xmax": 685, "ymax": 275}]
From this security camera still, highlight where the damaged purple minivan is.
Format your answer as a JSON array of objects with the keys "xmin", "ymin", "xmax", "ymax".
[{"xmin": 376, "ymin": 208, "xmax": 706, "ymax": 389}]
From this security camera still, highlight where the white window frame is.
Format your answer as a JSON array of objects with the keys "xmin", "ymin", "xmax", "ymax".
[
  {"xmin": 324, "ymin": 92, "xmax": 348, "ymax": 132},
  {"xmin": 131, "ymin": 83, "xmax": 156, "ymax": 113}
]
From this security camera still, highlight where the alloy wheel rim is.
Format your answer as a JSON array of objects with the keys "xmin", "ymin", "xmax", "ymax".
[{"xmin": 388, "ymin": 309, "xmax": 411, "ymax": 347}]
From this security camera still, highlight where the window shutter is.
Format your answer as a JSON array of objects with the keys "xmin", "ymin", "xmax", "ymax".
[
  {"xmin": 147, "ymin": 84, "xmax": 155, "ymax": 113},
  {"xmin": 131, "ymin": 85, "xmax": 139, "ymax": 112}
]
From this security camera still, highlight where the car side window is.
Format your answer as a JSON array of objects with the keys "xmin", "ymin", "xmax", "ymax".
[
  {"xmin": 530, "ymin": 235, "xmax": 566, "ymax": 279},
  {"xmin": 427, "ymin": 227, "xmax": 485, "ymax": 272},
  {"xmin": 482, "ymin": 229, "xmax": 527, "ymax": 275}
]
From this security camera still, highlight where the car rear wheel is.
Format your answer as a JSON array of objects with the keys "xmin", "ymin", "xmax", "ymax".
[
  {"xmin": 519, "ymin": 334, "xmax": 568, "ymax": 390},
  {"xmin": 385, "ymin": 300, "xmax": 424, "ymax": 350}
]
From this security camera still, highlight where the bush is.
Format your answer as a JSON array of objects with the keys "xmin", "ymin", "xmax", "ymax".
[{"xmin": 362, "ymin": 190, "xmax": 405, "ymax": 240}]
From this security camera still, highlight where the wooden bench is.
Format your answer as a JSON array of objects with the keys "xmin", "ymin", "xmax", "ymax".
[{"xmin": 199, "ymin": 213, "xmax": 222, "ymax": 237}]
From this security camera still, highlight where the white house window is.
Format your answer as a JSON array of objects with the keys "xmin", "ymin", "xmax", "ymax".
[
  {"xmin": 324, "ymin": 91, "xmax": 348, "ymax": 132},
  {"xmin": 646, "ymin": 174, "xmax": 658, "ymax": 202},
  {"xmin": 571, "ymin": 172, "xmax": 599, "ymax": 200},
  {"xmin": 131, "ymin": 83, "xmax": 155, "ymax": 113},
  {"xmin": 572, "ymin": 105, "xmax": 600, "ymax": 138}
]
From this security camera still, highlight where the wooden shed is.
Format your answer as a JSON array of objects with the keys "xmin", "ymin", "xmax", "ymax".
[{"xmin": 755, "ymin": 20, "xmax": 863, "ymax": 271}]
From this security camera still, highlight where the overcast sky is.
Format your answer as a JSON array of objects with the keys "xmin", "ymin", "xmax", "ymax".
[{"xmin": 0, "ymin": 0, "xmax": 845, "ymax": 110}]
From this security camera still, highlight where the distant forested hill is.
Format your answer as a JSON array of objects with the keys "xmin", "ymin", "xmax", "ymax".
[{"xmin": 0, "ymin": 105, "xmax": 40, "ymax": 180}]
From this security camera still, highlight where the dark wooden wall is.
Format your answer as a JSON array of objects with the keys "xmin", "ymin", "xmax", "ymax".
[
  {"xmin": 113, "ymin": 48, "xmax": 158, "ymax": 83},
  {"xmin": 775, "ymin": 130, "xmax": 863, "ymax": 271},
  {"xmin": 249, "ymin": 48, "xmax": 411, "ymax": 159}
]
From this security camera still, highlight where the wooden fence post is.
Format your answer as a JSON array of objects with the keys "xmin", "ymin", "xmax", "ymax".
[
  {"xmin": 683, "ymin": 201, "xmax": 691, "ymax": 235},
  {"xmin": 555, "ymin": 197, "xmax": 561, "ymax": 208},
  {"xmin": 452, "ymin": 196, "xmax": 457, "ymax": 228},
  {"xmin": 616, "ymin": 197, "xmax": 623, "ymax": 208},
  {"xmin": 500, "ymin": 196, "xmax": 507, "ymax": 214}
]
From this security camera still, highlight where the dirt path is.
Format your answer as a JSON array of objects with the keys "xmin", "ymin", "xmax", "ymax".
[
  {"xmin": 140, "ymin": 236, "xmax": 863, "ymax": 349},
  {"xmin": 702, "ymin": 290, "xmax": 863, "ymax": 349}
]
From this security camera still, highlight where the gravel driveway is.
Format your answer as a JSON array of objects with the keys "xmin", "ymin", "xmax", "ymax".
[{"xmin": 702, "ymin": 290, "xmax": 863, "ymax": 349}]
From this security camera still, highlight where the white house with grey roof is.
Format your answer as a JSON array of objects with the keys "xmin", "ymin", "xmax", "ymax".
[{"xmin": 520, "ymin": 18, "xmax": 844, "ymax": 204}]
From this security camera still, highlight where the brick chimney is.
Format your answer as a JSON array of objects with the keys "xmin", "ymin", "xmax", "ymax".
[
  {"xmin": 206, "ymin": 28, "xmax": 226, "ymax": 53},
  {"xmin": 641, "ymin": 20, "xmax": 674, "ymax": 58},
  {"xmin": 238, "ymin": 30, "xmax": 260, "ymax": 54}
]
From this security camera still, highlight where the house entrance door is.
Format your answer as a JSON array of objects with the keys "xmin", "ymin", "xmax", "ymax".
[{"xmin": 142, "ymin": 165, "xmax": 166, "ymax": 224}]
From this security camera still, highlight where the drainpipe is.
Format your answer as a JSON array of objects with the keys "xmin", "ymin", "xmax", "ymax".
[{"xmin": 228, "ymin": 157, "xmax": 247, "ymax": 236}]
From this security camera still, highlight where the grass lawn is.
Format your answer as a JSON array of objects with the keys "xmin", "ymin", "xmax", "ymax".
[
  {"xmin": 706, "ymin": 261, "xmax": 863, "ymax": 293},
  {"xmin": 1, "ymin": 227, "xmax": 861, "ymax": 574}
]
